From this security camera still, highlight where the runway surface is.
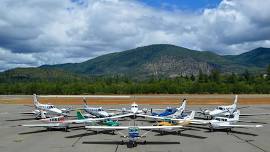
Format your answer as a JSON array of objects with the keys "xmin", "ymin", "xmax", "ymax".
[{"xmin": 0, "ymin": 104, "xmax": 270, "ymax": 152}]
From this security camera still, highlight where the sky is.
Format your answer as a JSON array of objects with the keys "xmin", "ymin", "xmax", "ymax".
[{"xmin": 0, "ymin": 0, "xmax": 270, "ymax": 71}]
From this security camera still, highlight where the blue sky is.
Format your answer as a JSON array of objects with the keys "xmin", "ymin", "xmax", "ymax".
[{"xmin": 137, "ymin": 0, "xmax": 222, "ymax": 10}]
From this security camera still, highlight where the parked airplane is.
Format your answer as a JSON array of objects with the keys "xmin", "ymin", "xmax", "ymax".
[
  {"xmin": 155, "ymin": 111, "xmax": 195, "ymax": 126},
  {"xmin": 77, "ymin": 97, "xmax": 111, "ymax": 118},
  {"xmin": 151, "ymin": 99, "xmax": 187, "ymax": 118},
  {"xmin": 22, "ymin": 94, "xmax": 71, "ymax": 118},
  {"xmin": 137, "ymin": 111, "xmax": 209, "ymax": 125},
  {"xmin": 85, "ymin": 125, "xmax": 183, "ymax": 148},
  {"xmin": 108, "ymin": 102, "xmax": 149, "ymax": 116},
  {"xmin": 209, "ymin": 110, "xmax": 263, "ymax": 131},
  {"xmin": 199, "ymin": 95, "xmax": 239, "ymax": 119},
  {"xmin": 21, "ymin": 111, "xmax": 130, "ymax": 131},
  {"xmin": 198, "ymin": 95, "xmax": 270, "ymax": 119}
]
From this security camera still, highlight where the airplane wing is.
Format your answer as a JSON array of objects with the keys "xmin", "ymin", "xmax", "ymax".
[
  {"xmin": 85, "ymin": 125, "xmax": 183, "ymax": 130},
  {"xmin": 107, "ymin": 109, "xmax": 124, "ymax": 112},
  {"xmin": 66, "ymin": 113, "xmax": 135, "ymax": 124},
  {"xmin": 136, "ymin": 114, "xmax": 210, "ymax": 125},
  {"xmin": 240, "ymin": 113, "xmax": 270, "ymax": 116},
  {"xmin": 20, "ymin": 112, "xmax": 36, "ymax": 114},
  {"xmin": 151, "ymin": 108, "xmax": 166, "ymax": 111},
  {"xmin": 136, "ymin": 114, "xmax": 164, "ymax": 119},
  {"xmin": 21, "ymin": 123, "xmax": 61, "ymax": 127},
  {"xmin": 219, "ymin": 124, "xmax": 263, "ymax": 128},
  {"xmin": 108, "ymin": 113, "xmax": 134, "ymax": 119}
]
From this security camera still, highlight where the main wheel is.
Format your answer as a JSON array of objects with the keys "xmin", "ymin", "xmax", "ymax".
[
  {"xmin": 143, "ymin": 140, "xmax": 146, "ymax": 145},
  {"xmin": 121, "ymin": 140, "xmax": 124, "ymax": 145},
  {"xmin": 133, "ymin": 142, "xmax": 137, "ymax": 147}
]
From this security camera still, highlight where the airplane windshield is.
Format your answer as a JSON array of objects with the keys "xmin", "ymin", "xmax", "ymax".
[
  {"xmin": 217, "ymin": 107, "xmax": 223, "ymax": 110},
  {"xmin": 48, "ymin": 106, "xmax": 55, "ymax": 109},
  {"xmin": 129, "ymin": 127, "xmax": 139, "ymax": 132}
]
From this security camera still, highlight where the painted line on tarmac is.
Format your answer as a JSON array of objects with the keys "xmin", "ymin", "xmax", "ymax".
[
  {"xmin": 114, "ymin": 144, "xmax": 119, "ymax": 152},
  {"xmin": 230, "ymin": 133, "xmax": 268, "ymax": 152},
  {"xmin": 71, "ymin": 131, "xmax": 87, "ymax": 147}
]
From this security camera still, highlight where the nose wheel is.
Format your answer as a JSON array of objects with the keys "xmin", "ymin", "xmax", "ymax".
[{"xmin": 127, "ymin": 141, "xmax": 137, "ymax": 148}]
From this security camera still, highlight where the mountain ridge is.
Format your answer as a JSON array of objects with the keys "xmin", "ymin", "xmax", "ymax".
[{"xmin": 2, "ymin": 44, "xmax": 270, "ymax": 80}]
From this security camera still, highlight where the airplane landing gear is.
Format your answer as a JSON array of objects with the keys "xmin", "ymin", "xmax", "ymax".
[
  {"xmin": 121, "ymin": 140, "xmax": 124, "ymax": 145},
  {"xmin": 127, "ymin": 141, "xmax": 137, "ymax": 148}
]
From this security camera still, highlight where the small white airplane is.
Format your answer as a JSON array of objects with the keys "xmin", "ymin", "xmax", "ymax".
[
  {"xmin": 77, "ymin": 97, "xmax": 110, "ymax": 118},
  {"xmin": 22, "ymin": 94, "xmax": 71, "ymax": 118},
  {"xmin": 21, "ymin": 111, "xmax": 134, "ymax": 131},
  {"xmin": 85, "ymin": 125, "xmax": 183, "ymax": 148},
  {"xmin": 198, "ymin": 95, "xmax": 270, "ymax": 119},
  {"xmin": 199, "ymin": 95, "xmax": 239, "ymax": 119},
  {"xmin": 108, "ymin": 102, "xmax": 149, "ymax": 115},
  {"xmin": 209, "ymin": 110, "xmax": 263, "ymax": 131}
]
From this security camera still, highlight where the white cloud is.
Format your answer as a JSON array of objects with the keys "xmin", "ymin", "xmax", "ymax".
[{"xmin": 0, "ymin": 0, "xmax": 269, "ymax": 71}]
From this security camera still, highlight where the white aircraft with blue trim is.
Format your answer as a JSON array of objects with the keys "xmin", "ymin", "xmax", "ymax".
[
  {"xmin": 77, "ymin": 97, "xmax": 111, "ymax": 118},
  {"xmin": 85, "ymin": 125, "xmax": 183, "ymax": 148},
  {"xmin": 108, "ymin": 102, "xmax": 149, "ymax": 115},
  {"xmin": 209, "ymin": 110, "xmax": 263, "ymax": 131},
  {"xmin": 22, "ymin": 94, "xmax": 70, "ymax": 118},
  {"xmin": 198, "ymin": 95, "xmax": 270, "ymax": 119},
  {"xmin": 199, "ymin": 95, "xmax": 239, "ymax": 119}
]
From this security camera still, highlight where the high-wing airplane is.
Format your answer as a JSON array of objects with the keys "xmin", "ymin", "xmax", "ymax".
[
  {"xmin": 209, "ymin": 110, "xmax": 263, "ymax": 131},
  {"xmin": 22, "ymin": 94, "xmax": 70, "ymax": 118},
  {"xmin": 85, "ymin": 125, "xmax": 183, "ymax": 148},
  {"xmin": 151, "ymin": 99, "xmax": 187, "ymax": 118},
  {"xmin": 21, "ymin": 111, "xmax": 130, "ymax": 131},
  {"xmin": 77, "ymin": 97, "xmax": 111, "ymax": 118}
]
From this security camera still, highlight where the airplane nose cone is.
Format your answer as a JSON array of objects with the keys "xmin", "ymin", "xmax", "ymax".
[
  {"xmin": 100, "ymin": 111, "xmax": 109, "ymax": 117},
  {"xmin": 209, "ymin": 110, "xmax": 222, "ymax": 116},
  {"xmin": 53, "ymin": 108, "xmax": 62, "ymax": 114}
]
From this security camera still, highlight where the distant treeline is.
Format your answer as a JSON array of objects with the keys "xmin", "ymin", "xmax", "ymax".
[{"xmin": 0, "ymin": 65, "xmax": 270, "ymax": 95}]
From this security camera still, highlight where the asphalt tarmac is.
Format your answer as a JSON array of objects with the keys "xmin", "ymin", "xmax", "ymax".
[{"xmin": 0, "ymin": 104, "xmax": 270, "ymax": 152}]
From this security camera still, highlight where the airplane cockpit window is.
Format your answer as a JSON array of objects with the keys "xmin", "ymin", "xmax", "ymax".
[
  {"xmin": 129, "ymin": 127, "xmax": 139, "ymax": 132},
  {"xmin": 215, "ymin": 118, "xmax": 221, "ymax": 121},
  {"xmin": 218, "ymin": 107, "xmax": 223, "ymax": 110}
]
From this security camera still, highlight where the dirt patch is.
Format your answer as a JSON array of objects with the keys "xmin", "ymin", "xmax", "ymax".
[{"xmin": 0, "ymin": 95, "xmax": 270, "ymax": 105}]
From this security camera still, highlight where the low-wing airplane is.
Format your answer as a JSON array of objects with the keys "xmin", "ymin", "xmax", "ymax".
[
  {"xmin": 22, "ymin": 94, "xmax": 70, "ymax": 118},
  {"xmin": 209, "ymin": 110, "xmax": 263, "ymax": 131},
  {"xmin": 198, "ymin": 95, "xmax": 270, "ymax": 119},
  {"xmin": 151, "ymin": 99, "xmax": 187, "ymax": 118},
  {"xmin": 199, "ymin": 95, "xmax": 239, "ymax": 119},
  {"xmin": 137, "ymin": 111, "xmax": 209, "ymax": 126},
  {"xmin": 108, "ymin": 102, "xmax": 149, "ymax": 116},
  {"xmin": 85, "ymin": 125, "xmax": 183, "ymax": 148},
  {"xmin": 77, "ymin": 97, "xmax": 111, "ymax": 118}
]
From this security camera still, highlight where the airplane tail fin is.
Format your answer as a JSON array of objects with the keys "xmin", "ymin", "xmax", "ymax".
[
  {"xmin": 180, "ymin": 98, "xmax": 187, "ymax": 111},
  {"xmin": 188, "ymin": 111, "xmax": 195, "ymax": 120},
  {"xmin": 233, "ymin": 95, "xmax": 238, "ymax": 106},
  {"xmin": 234, "ymin": 110, "xmax": 240, "ymax": 121},
  {"xmin": 76, "ymin": 111, "xmax": 85, "ymax": 120},
  {"xmin": 40, "ymin": 110, "xmax": 46, "ymax": 119},
  {"xmin": 83, "ymin": 97, "xmax": 88, "ymax": 105},
  {"xmin": 33, "ymin": 94, "xmax": 40, "ymax": 106}
]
